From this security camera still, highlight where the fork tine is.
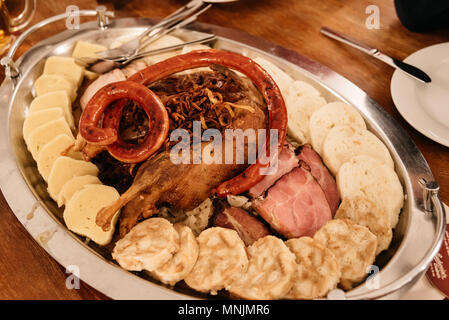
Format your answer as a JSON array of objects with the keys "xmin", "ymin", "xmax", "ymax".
[
  {"xmin": 95, "ymin": 1, "xmax": 204, "ymax": 60},
  {"xmin": 138, "ymin": 3, "xmax": 207, "ymax": 47},
  {"xmin": 138, "ymin": 4, "xmax": 212, "ymax": 50}
]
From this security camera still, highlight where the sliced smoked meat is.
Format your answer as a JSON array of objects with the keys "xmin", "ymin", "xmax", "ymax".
[
  {"xmin": 252, "ymin": 166, "xmax": 332, "ymax": 238},
  {"xmin": 213, "ymin": 201, "xmax": 271, "ymax": 245},
  {"xmin": 297, "ymin": 144, "xmax": 340, "ymax": 215},
  {"xmin": 248, "ymin": 145, "xmax": 299, "ymax": 198}
]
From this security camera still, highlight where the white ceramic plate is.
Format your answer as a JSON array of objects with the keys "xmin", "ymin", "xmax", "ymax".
[{"xmin": 391, "ymin": 42, "xmax": 449, "ymax": 147}]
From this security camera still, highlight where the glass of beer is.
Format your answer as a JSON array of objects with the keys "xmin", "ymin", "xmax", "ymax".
[{"xmin": 0, "ymin": 0, "xmax": 36, "ymax": 54}]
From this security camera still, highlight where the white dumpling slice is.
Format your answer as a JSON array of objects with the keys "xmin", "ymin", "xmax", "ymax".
[
  {"xmin": 23, "ymin": 108, "xmax": 63, "ymax": 142},
  {"xmin": 36, "ymin": 134, "xmax": 79, "ymax": 181},
  {"xmin": 26, "ymin": 117, "xmax": 73, "ymax": 159},
  {"xmin": 64, "ymin": 184, "xmax": 120, "ymax": 246},
  {"xmin": 57, "ymin": 175, "xmax": 101, "ymax": 207},
  {"xmin": 47, "ymin": 156, "xmax": 98, "ymax": 200},
  {"xmin": 28, "ymin": 91, "xmax": 74, "ymax": 130},
  {"xmin": 43, "ymin": 56, "xmax": 84, "ymax": 87}
]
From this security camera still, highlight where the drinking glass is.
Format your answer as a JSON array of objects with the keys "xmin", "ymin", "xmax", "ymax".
[{"xmin": 0, "ymin": 0, "xmax": 36, "ymax": 54}]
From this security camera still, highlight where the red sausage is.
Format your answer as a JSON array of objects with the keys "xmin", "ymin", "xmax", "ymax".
[
  {"xmin": 80, "ymin": 81, "xmax": 169, "ymax": 163},
  {"xmin": 128, "ymin": 49, "xmax": 288, "ymax": 196}
]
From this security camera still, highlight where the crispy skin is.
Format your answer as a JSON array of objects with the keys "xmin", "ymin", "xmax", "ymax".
[
  {"xmin": 119, "ymin": 152, "xmax": 245, "ymax": 237},
  {"xmin": 96, "ymin": 71, "xmax": 267, "ymax": 237}
]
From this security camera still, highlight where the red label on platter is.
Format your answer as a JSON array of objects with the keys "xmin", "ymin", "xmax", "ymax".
[{"xmin": 426, "ymin": 224, "xmax": 449, "ymax": 298}]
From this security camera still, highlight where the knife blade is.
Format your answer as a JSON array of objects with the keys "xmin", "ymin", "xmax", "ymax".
[{"xmin": 320, "ymin": 26, "xmax": 431, "ymax": 84}]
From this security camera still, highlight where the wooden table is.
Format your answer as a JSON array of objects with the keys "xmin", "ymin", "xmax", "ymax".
[{"xmin": 1, "ymin": 0, "xmax": 448, "ymax": 299}]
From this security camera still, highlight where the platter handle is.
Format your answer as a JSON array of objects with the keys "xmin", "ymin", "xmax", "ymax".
[
  {"xmin": 0, "ymin": 6, "xmax": 114, "ymax": 82},
  {"xmin": 419, "ymin": 178, "xmax": 446, "ymax": 221},
  {"xmin": 345, "ymin": 178, "xmax": 446, "ymax": 300}
]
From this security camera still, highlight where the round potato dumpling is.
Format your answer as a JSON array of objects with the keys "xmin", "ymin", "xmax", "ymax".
[
  {"xmin": 309, "ymin": 101, "xmax": 366, "ymax": 155},
  {"xmin": 314, "ymin": 219, "xmax": 377, "ymax": 290},
  {"xmin": 337, "ymin": 155, "xmax": 404, "ymax": 228},
  {"xmin": 322, "ymin": 125, "xmax": 394, "ymax": 175},
  {"xmin": 150, "ymin": 224, "xmax": 199, "ymax": 286},
  {"xmin": 184, "ymin": 227, "xmax": 248, "ymax": 295},
  {"xmin": 285, "ymin": 237, "xmax": 341, "ymax": 299},
  {"xmin": 112, "ymin": 218, "xmax": 180, "ymax": 272},
  {"xmin": 227, "ymin": 236, "xmax": 297, "ymax": 300},
  {"xmin": 335, "ymin": 196, "xmax": 393, "ymax": 255}
]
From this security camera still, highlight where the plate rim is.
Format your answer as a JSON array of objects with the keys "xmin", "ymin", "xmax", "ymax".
[{"xmin": 391, "ymin": 42, "xmax": 449, "ymax": 148}]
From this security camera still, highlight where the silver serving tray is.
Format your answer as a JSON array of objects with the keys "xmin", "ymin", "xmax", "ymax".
[{"xmin": 0, "ymin": 9, "xmax": 445, "ymax": 300}]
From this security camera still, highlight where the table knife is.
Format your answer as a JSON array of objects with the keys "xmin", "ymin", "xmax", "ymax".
[{"xmin": 320, "ymin": 26, "xmax": 431, "ymax": 83}]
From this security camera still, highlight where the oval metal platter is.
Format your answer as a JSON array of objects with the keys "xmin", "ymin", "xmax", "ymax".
[{"xmin": 0, "ymin": 16, "xmax": 445, "ymax": 300}]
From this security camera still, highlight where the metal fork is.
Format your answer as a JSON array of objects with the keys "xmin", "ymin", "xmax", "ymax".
[
  {"xmin": 96, "ymin": 0, "xmax": 237, "ymax": 61},
  {"xmin": 75, "ymin": 34, "xmax": 217, "ymax": 74}
]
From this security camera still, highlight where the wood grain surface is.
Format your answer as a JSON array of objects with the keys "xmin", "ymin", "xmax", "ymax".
[{"xmin": 1, "ymin": 0, "xmax": 448, "ymax": 299}]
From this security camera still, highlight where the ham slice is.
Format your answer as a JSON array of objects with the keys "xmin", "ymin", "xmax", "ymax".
[
  {"xmin": 248, "ymin": 145, "xmax": 299, "ymax": 197},
  {"xmin": 252, "ymin": 166, "xmax": 332, "ymax": 238},
  {"xmin": 80, "ymin": 61, "xmax": 148, "ymax": 110},
  {"xmin": 213, "ymin": 202, "xmax": 271, "ymax": 245},
  {"xmin": 80, "ymin": 69, "xmax": 126, "ymax": 110},
  {"xmin": 297, "ymin": 144, "xmax": 340, "ymax": 215},
  {"xmin": 248, "ymin": 143, "xmax": 339, "ymax": 217}
]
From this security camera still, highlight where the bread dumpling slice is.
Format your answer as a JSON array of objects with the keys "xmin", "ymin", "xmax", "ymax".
[
  {"xmin": 309, "ymin": 102, "xmax": 366, "ymax": 155},
  {"xmin": 26, "ymin": 117, "xmax": 73, "ymax": 159},
  {"xmin": 322, "ymin": 126, "xmax": 394, "ymax": 175},
  {"xmin": 29, "ymin": 91, "xmax": 74, "ymax": 129},
  {"xmin": 43, "ymin": 56, "xmax": 84, "ymax": 88},
  {"xmin": 36, "ymin": 134, "xmax": 80, "ymax": 181},
  {"xmin": 34, "ymin": 74, "xmax": 77, "ymax": 102},
  {"xmin": 47, "ymin": 156, "xmax": 98, "ymax": 200},
  {"xmin": 287, "ymin": 94, "xmax": 327, "ymax": 144},
  {"xmin": 286, "ymin": 80, "xmax": 322, "ymax": 101},
  {"xmin": 23, "ymin": 108, "xmax": 63, "ymax": 142},
  {"xmin": 64, "ymin": 184, "xmax": 120, "ymax": 246},
  {"xmin": 253, "ymin": 57, "xmax": 293, "ymax": 95},
  {"xmin": 337, "ymin": 155, "xmax": 404, "ymax": 228},
  {"xmin": 313, "ymin": 219, "xmax": 377, "ymax": 290},
  {"xmin": 57, "ymin": 175, "xmax": 101, "ymax": 207},
  {"xmin": 335, "ymin": 196, "xmax": 392, "ymax": 255}
]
